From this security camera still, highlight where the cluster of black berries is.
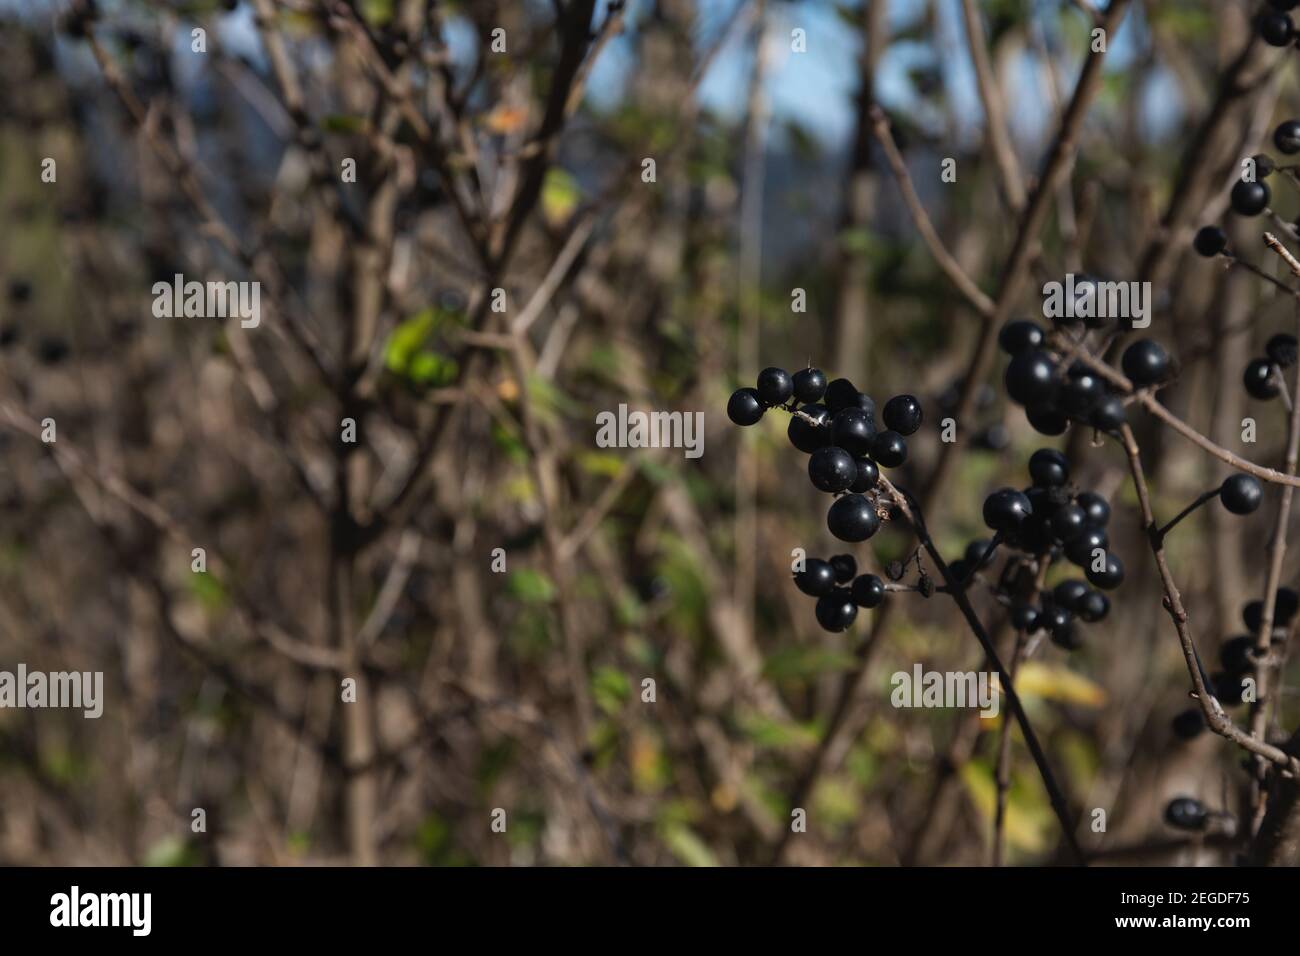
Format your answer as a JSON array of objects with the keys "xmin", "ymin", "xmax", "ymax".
[
  {"xmin": 792, "ymin": 552, "xmax": 887, "ymax": 632},
  {"xmin": 1242, "ymin": 333, "xmax": 1297, "ymax": 400},
  {"xmin": 1171, "ymin": 588, "xmax": 1295, "ymax": 740},
  {"xmin": 1260, "ymin": 1, "xmax": 1300, "ymax": 48},
  {"xmin": 978, "ymin": 449, "xmax": 1120, "ymax": 650},
  {"xmin": 1198, "ymin": 120, "xmax": 1300, "ymax": 226},
  {"xmin": 998, "ymin": 319, "xmax": 1177, "ymax": 436},
  {"xmin": 727, "ymin": 366, "xmax": 922, "ymax": 542}
]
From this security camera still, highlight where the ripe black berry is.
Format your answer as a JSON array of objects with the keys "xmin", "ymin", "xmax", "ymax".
[
  {"xmin": 1089, "ymin": 394, "xmax": 1127, "ymax": 432},
  {"xmin": 727, "ymin": 388, "xmax": 764, "ymax": 426},
  {"xmin": 756, "ymin": 367, "xmax": 793, "ymax": 406},
  {"xmin": 1171, "ymin": 708, "xmax": 1206, "ymax": 741},
  {"xmin": 1192, "ymin": 225, "xmax": 1228, "ymax": 258},
  {"xmin": 1275, "ymin": 119, "xmax": 1300, "ymax": 155},
  {"xmin": 1260, "ymin": 10, "xmax": 1294, "ymax": 46},
  {"xmin": 1219, "ymin": 473, "xmax": 1263, "ymax": 515},
  {"xmin": 1026, "ymin": 404, "xmax": 1068, "ymax": 436},
  {"xmin": 1230, "ymin": 179, "xmax": 1270, "ymax": 216},
  {"xmin": 1077, "ymin": 589, "xmax": 1109, "ymax": 623},
  {"xmin": 808, "ymin": 446, "xmax": 857, "ymax": 493},
  {"xmin": 1242, "ymin": 600, "xmax": 1264, "ymax": 635},
  {"xmin": 1164, "ymin": 797, "xmax": 1208, "ymax": 831},
  {"xmin": 827, "ymin": 494, "xmax": 881, "ymax": 542},
  {"xmin": 1010, "ymin": 604, "xmax": 1040, "ymax": 632},
  {"xmin": 1270, "ymin": 0, "xmax": 1299, "ymax": 11},
  {"xmin": 791, "ymin": 367, "xmax": 827, "ymax": 403},
  {"xmin": 1253, "ymin": 154, "xmax": 1276, "ymax": 178},
  {"xmin": 1243, "ymin": 357, "xmax": 1280, "ymax": 400},
  {"xmin": 850, "ymin": 456, "xmax": 879, "ymax": 493},
  {"xmin": 824, "ymin": 378, "xmax": 860, "ymax": 414},
  {"xmin": 1066, "ymin": 526, "xmax": 1109, "ymax": 566},
  {"xmin": 882, "ymin": 395, "xmax": 923, "ymax": 436},
  {"xmin": 850, "ymin": 573, "xmax": 885, "ymax": 609},
  {"xmin": 1219, "ymin": 635, "xmax": 1256, "ymax": 673},
  {"xmin": 1045, "ymin": 605, "xmax": 1080, "ymax": 649},
  {"xmin": 1266, "ymin": 333, "xmax": 1298, "ymax": 369},
  {"xmin": 1212, "ymin": 671, "xmax": 1249, "ymax": 707},
  {"xmin": 964, "ymin": 538, "xmax": 996, "ymax": 569},
  {"xmin": 1076, "ymin": 491, "xmax": 1111, "ymax": 527},
  {"xmin": 1276, "ymin": 586, "xmax": 1299, "ymax": 622},
  {"xmin": 788, "ymin": 404, "xmax": 831, "ymax": 453},
  {"xmin": 1028, "ymin": 448, "xmax": 1069, "ymax": 487},
  {"xmin": 1052, "ymin": 579, "xmax": 1089, "ymax": 611},
  {"xmin": 870, "ymin": 430, "xmax": 907, "ymax": 468},
  {"xmin": 1005, "ymin": 350, "xmax": 1058, "ymax": 406},
  {"xmin": 829, "ymin": 553, "xmax": 857, "ymax": 584},
  {"xmin": 815, "ymin": 589, "xmax": 858, "ymax": 632},
  {"xmin": 998, "ymin": 320, "xmax": 1045, "ymax": 356},
  {"xmin": 833, "ymin": 407, "xmax": 877, "ymax": 457},
  {"xmin": 1060, "ymin": 366, "xmax": 1103, "ymax": 416},
  {"xmin": 1121, "ymin": 339, "xmax": 1172, "ymax": 387},
  {"xmin": 794, "ymin": 559, "xmax": 837, "ymax": 596},
  {"xmin": 983, "ymin": 488, "xmax": 1033, "ymax": 533},
  {"xmin": 1051, "ymin": 502, "xmax": 1088, "ymax": 542},
  {"xmin": 1085, "ymin": 551, "xmax": 1124, "ymax": 590}
]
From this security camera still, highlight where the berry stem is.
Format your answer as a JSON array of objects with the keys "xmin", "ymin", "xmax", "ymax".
[{"xmin": 1154, "ymin": 488, "xmax": 1220, "ymax": 543}]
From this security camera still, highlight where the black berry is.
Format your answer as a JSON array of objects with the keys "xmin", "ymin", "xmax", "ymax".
[
  {"xmin": 1230, "ymin": 179, "xmax": 1270, "ymax": 216},
  {"xmin": 1028, "ymin": 448, "xmax": 1069, "ymax": 487},
  {"xmin": 756, "ymin": 367, "xmax": 793, "ymax": 406},
  {"xmin": 1171, "ymin": 708, "xmax": 1206, "ymax": 740},
  {"xmin": 815, "ymin": 589, "xmax": 858, "ymax": 632},
  {"xmin": 791, "ymin": 367, "xmax": 827, "ymax": 403},
  {"xmin": 1219, "ymin": 473, "xmax": 1263, "ymax": 515},
  {"xmin": 1266, "ymin": 333, "xmax": 1298, "ymax": 369},
  {"xmin": 788, "ymin": 404, "xmax": 832, "ymax": 453},
  {"xmin": 998, "ymin": 320, "xmax": 1045, "ymax": 356},
  {"xmin": 1089, "ymin": 393, "xmax": 1127, "ymax": 432},
  {"xmin": 1005, "ymin": 350, "xmax": 1058, "ymax": 407},
  {"xmin": 827, "ymin": 494, "xmax": 881, "ymax": 542},
  {"xmin": 824, "ymin": 378, "xmax": 860, "ymax": 414},
  {"xmin": 983, "ymin": 488, "xmax": 1033, "ymax": 533},
  {"xmin": 833, "ymin": 407, "xmax": 877, "ymax": 457},
  {"xmin": 1076, "ymin": 491, "xmax": 1111, "ymax": 527},
  {"xmin": 870, "ymin": 430, "xmax": 907, "ymax": 469},
  {"xmin": 850, "ymin": 456, "xmax": 879, "ymax": 493},
  {"xmin": 1121, "ymin": 339, "xmax": 1172, "ymax": 387},
  {"xmin": 850, "ymin": 573, "xmax": 885, "ymax": 609},
  {"xmin": 1243, "ymin": 357, "xmax": 1280, "ymax": 400},
  {"xmin": 727, "ymin": 388, "xmax": 764, "ymax": 426},
  {"xmin": 795, "ymin": 559, "xmax": 837, "ymax": 596},
  {"xmin": 1260, "ymin": 10, "xmax": 1294, "ymax": 46},
  {"xmin": 1164, "ymin": 797, "xmax": 1208, "ymax": 831},
  {"xmin": 1085, "ymin": 551, "xmax": 1124, "ymax": 590},
  {"xmin": 1192, "ymin": 225, "xmax": 1228, "ymax": 257},
  {"xmin": 829, "ymin": 553, "xmax": 858, "ymax": 584},
  {"xmin": 809, "ymin": 446, "xmax": 857, "ymax": 493},
  {"xmin": 882, "ymin": 395, "xmax": 923, "ymax": 435},
  {"xmin": 1275, "ymin": 119, "xmax": 1300, "ymax": 155}
]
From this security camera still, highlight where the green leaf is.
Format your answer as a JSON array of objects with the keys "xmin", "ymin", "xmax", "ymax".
[
  {"xmin": 407, "ymin": 350, "xmax": 459, "ymax": 386},
  {"xmin": 321, "ymin": 114, "xmax": 366, "ymax": 134},
  {"xmin": 591, "ymin": 666, "xmax": 631, "ymax": 715},
  {"xmin": 541, "ymin": 167, "xmax": 580, "ymax": 225},
  {"xmin": 660, "ymin": 822, "xmax": 718, "ymax": 867},
  {"xmin": 507, "ymin": 569, "xmax": 556, "ymax": 604},
  {"xmin": 143, "ymin": 836, "xmax": 200, "ymax": 867},
  {"xmin": 188, "ymin": 571, "xmax": 228, "ymax": 611}
]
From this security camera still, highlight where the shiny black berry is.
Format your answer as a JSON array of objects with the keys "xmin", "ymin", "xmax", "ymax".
[
  {"xmin": 1219, "ymin": 473, "xmax": 1263, "ymax": 515},
  {"xmin": 882, "ymin": 395, "xmax": 923, "ymax": 436},
  {"xmin": 1077, "ymin": 588, "xmax": 1109, "ymax": 623},
  {"xmin": 1219, "ymin": 635, "xmax": 1256, "ymax": 673},
  {"xmin": 1089, "ymin": 393, "xmax": 1127, "ymax": 432},
  {"xmin": 1085, "ymin": 551, "xmax": 1124, "ymax": 590},
  {"xmin": 829, "ymin": 553, "xmax": 857, "ymax": 584},
  {"xmin": 1028, "ymin": 448, "xmax": 1069, "ymax": 487},
  {"xmin": 1005, "ymin": 350, "xmax": 1058, "ymax": 406},
  {"xmin": 727, "ymin": 388, "xmax": 764, "ymax": 426},
  {"xmin": 850, "ymin": 573, "xmax": 885, "ymax": 609},
  {"xmin": 1076, "ymin": 491, "xmax": 1111, "ymax": 527},
  {"xmin": 1121, "ymin": 339, "xmax": 1172, "ymax": 387},
  {"xmin": 815, "ymin": 589, "xmax": 858, "ymax": 632},
  {"xmin": 1010, "ymin": 604, "xmax": 1040, "ymax": 632},
  {"xmin": 824, "ymin": 378, "xmax": 860, "ymax": 414},
  {"xmin": 1066, "ymin": 526, "xmax": 1109, "ymax": 566},
  {"xmin": 964, "ymin": 538, "xmax": 996, "ymax": 569},
  {"xmin": 850, "ymin": 456, "xmax": 879, "ymax": 493},
  {"xmin": 756, "ymin": 367, "xmax": 793, "ymax": 406},
  {"xmin": 1164, "ymin": 797, "xmax": 1208, "ymax": 831},
  {"xmin": 1192, "ymin": 225, "xmax": 1228, "ymax": 257},
  {"xmin": 791, "ymin": 367, "xmax": 827, "ymax": 403},
  {"xmin": 1045, "ymin": 605, "xmax": 1080, "ymax": 649},
  {"xmin": 1275, "ymin": 119, "xmax": 1300, "ymax": 155},
  {"xmin": 1060, "ymin": 365, "xmax": 1104, "ymax": 416},
  {"xmin": 1051, "ymin": 502, "xmax": 1088, "ymax": 542},
  {"xmin": 809, "ymin": 446, "xmax": 857, "ymax": 493},
  {"xmin": 983, "ymin": 488, "xmax": 1033, "ymax": 533},
  {"xmin": 827, "ymin": 494, "xmax": 881, "ymax": 542},
  {"xmin": 833, "ymin": 407, "xmax": 877, "ymax": 457},
  {"xmin": 870, "ymin": 430, "xmax": 907, "ymax": 468},
  {"xmin": 1052, "ymin": 579, "xmax": 1089, "ymax": 611},
  {"xmin": 1230, "ymin": 179, "xmax": 1270, "ymax": 216},
  {"xmin": 1026, "ymin": 404, "xmax": 1069, "ymax": 436},
  {"xmin": 1260, "ymin": 10, "xmax": 1294, "ymax": 46},
  {"xmin": 1243, "ymin": 357, "xmax": 1280, "ymax": 400},
  {"xmin": 998, "ymin": 320, "xmax": 1045, "ymax": 356},
  {"xmin": 794, "ymin": 559, "xmax": 837, "ymax": 597}
]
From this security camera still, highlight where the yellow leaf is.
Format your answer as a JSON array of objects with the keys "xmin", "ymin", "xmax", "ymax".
[
  {"xmin": 1014, "ymin": 661, "xmax": 1108, "ymax": 708},
  {"xmin": 958, "ymin": 761, "xmax": 1049, "ymax": 855}
]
